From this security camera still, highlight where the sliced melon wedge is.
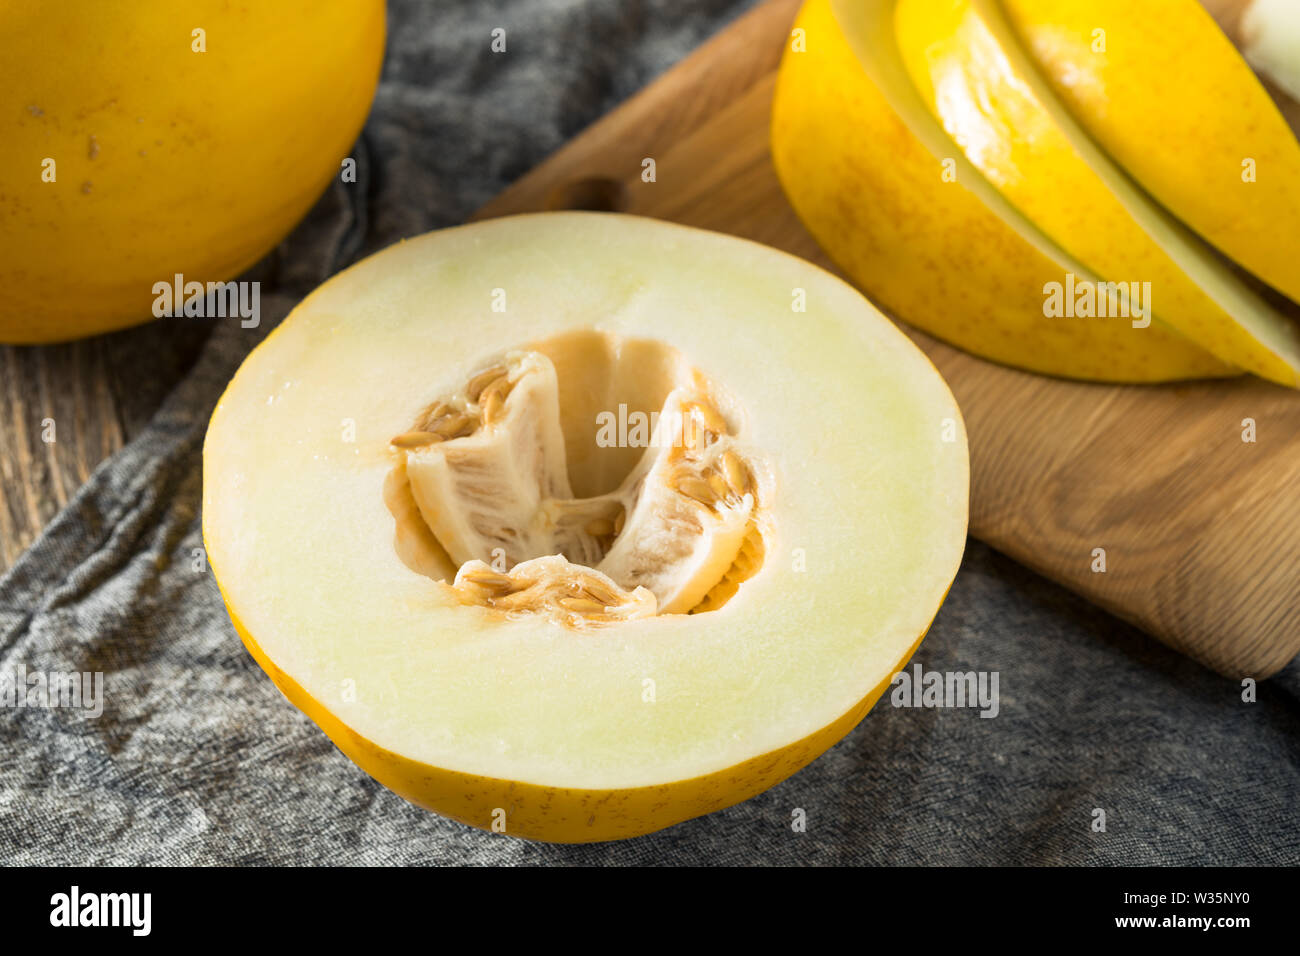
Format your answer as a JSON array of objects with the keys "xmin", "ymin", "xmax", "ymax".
[
  {"xmin": 773, "ymin": 0, "xmax": 1232, "ymax": 382},
  {"xmin": 202, "ymin": 212, "xmax": 969, "ymax": 842},
  {"xmin": 892, "ymin": 0, "xmax": 1300, "ymax": 386},
  {"xmin": 1001, "ymin": 0, "xmax": 1300, "ymax": 305}
]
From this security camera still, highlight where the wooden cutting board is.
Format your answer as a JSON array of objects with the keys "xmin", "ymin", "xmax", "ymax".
[{"xmin": 476, "ymin": 0, "xmax": 1300, "ymax": 678}]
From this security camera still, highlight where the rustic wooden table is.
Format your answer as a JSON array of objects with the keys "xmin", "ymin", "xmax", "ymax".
[{"xmin": 0, "ymin": 320, "xmax": 213, "ymax": 569}]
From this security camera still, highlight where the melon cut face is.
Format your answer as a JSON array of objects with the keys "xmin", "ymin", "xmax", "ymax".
[{"xmin": 202, "ymin": 212, "xmax": 968, "ymax": 842}]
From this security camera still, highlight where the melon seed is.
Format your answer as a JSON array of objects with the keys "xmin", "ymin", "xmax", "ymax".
[
  {"xmin": 694, "ymin": 400, "xmax": 728, "ymax": 435},
  {"xmin": 677, "ymin": 476, "xmax": 717, "ymax": 508},
  {"xmin": 461, "ymin": 568, "xmax": 514, "ymax": 591},
  {"xmin": 481, "ymin": 390, "xmax": 504, "ymax": 425},
  {"xmin": 721, "ymin": 450, "xmax": 750, "ymax": 495},
  {"xmin": 466, "ymin": 366, "xmax": 507, "ymax": 403},
  {"xmin": 434, "ymin": 412, "xmax": 475, "ymax": 438},
  {"xmin": 391, "ymin": 430, "xmax": 444, "ymax": 449},
  {"xmin": 558, "ymin": 596, "xmax": 608, "ymax": 615},
  {"xmin": 707, "ymin": 470, "xmax": 730, "ymax": 501},
  {"xmin": 584, "ymin": 517, "xmax": 615, "ymax": 537}
]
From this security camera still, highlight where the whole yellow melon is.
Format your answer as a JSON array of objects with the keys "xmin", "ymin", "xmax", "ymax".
[{"xmin": 0, "ymin": 0, "xmax": 385, "ymax": 343}]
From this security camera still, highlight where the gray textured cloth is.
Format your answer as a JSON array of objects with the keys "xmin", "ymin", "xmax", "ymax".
[{"xmin": 2, "ymin": 0, "xmax": 1298, "ymax": 866}]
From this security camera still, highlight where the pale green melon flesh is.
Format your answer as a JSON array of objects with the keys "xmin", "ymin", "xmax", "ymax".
[{"xmin": 202, "ymin": 213, "xmax": 968, "ymax": 791}]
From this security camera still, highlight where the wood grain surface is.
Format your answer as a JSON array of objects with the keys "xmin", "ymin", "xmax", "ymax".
[
  {"xmin": 0, "ymin": 319, "xmax": 213, "ymax": 569},
  {"xmin": 477, "ymin": 0, "xmax": 1300, "ymax": 677},
  {"xmin": 4, "ymin": 0, "xmax": 1295, "ymax": 677}
]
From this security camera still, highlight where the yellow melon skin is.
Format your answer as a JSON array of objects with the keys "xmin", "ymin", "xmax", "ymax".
[
  {"xmin": 0, "ymin": 0, "xmax": 385, "ymax": 343},
  {"xmin": 891, "ymin": 0, "xmax": 1300, "ymax": 386},
  {"xmin": 1002, "ymin": 0, "xmax": 1300, "ymax": 307},
  {"xmin": 771, "ymin": 0, "xmax": 1233, "ymax": 383},
  {"xmin": 223, "ymin": 597, "xmax": 931, "ymax": 843}
]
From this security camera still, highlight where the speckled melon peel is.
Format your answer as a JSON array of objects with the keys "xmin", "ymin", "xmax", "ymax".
[
  {"xmin": 202, "ymin": 212, "xmax": 968, "ymax": 842},
  {"xmin": 892, "ymin": 0, "xmax": 1300, "ymax": 386},
  {"xmin": 772, "ymin": 0, "xmax": 1233, "ymax": 382},
  {"xmin": 1001, "ymin": 0, "xmax": 1300, "ymax": 306}
]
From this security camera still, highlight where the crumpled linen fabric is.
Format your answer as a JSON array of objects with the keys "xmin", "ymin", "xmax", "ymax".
[{"xmin": 1, "ymin": 0, "xmax": 1297, "ymax": 865}]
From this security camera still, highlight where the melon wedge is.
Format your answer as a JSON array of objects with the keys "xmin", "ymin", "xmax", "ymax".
[
  {"xmin": 773, "ymin": 0, "xmax": 1232, "ymax": 382},
  {"xmin": 1001, "ymin": 0, "xmax": 1300, "ymax": 305},
  {"xmin": 892, "ymin": 0, "xmax": 1300, "ymax": 386},
  {"xmin": 202, "ymin": 212, "xmax": 969, "ymax": 842}
]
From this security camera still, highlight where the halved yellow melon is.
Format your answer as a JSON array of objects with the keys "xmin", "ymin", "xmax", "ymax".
[{"xmin": 202, "ymin": 212, "xmax": 969, "ymax": 842}]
